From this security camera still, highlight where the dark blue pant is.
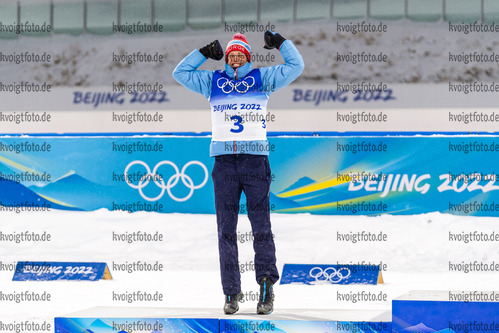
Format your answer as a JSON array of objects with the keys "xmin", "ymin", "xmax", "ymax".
[{"xmin": 212, "ymin": 154, "xmax": 279, "ymax": 295}]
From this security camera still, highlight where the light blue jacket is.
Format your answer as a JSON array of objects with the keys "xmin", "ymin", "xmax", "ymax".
[{"xmin": 173, "ymin": 40, "xmax": 304, "ymax": 156}]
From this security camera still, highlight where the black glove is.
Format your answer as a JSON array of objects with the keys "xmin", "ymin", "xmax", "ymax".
[
  {"xmin": 199, "ymin": 40, "xmax": 224, "ymax": 60},
  {"xmin": 263, "ymin": 31, "xmax": 286, "ymax": 50}
]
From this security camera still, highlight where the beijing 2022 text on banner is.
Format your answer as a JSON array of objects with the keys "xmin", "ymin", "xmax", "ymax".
[{"xmin": 1, "ymin": 136, "xmax": 498, "ymax": 216}]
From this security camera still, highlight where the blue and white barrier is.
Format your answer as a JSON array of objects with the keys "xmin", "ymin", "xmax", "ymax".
[
  {"xmin": 280, "ymin": 264, "xmax": 383, "ymax": 285},
  {"xmin": 12, "ymin": 261, "xmax": 112, "ymax": 281},
  {"xmin": 2, "ymin": 135, "xmax": 499, "ymax": 216}
]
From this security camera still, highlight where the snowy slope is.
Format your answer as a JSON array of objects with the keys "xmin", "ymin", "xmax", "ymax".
[{"xmin": 1, "ymin": 20, "xmax": 499, "ymax": 87}]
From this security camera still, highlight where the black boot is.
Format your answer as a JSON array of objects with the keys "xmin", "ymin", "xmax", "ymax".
[
  {"xmin": 257, "ymin": 276, "xmax": 274, "ymax": 315},
  {"xmin": 224, "ymin": 292, "xmax": 243, "ymax": 315}
]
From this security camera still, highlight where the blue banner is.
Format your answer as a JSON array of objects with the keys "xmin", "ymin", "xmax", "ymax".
[
  {"xmin": 12, "ymin": 261, "xmax": 112, "ymax": 281},
  {"xmin": 1, "ymin": 135, "xmax": 499, "ymax": 215},
  {"xmin": 55, "ymin": 317, "xmax": 390, "ymax": 333},
  {"xmin": 393, "ymin": 291, "xmax": 499, "ymax": 333},
  {"xmin": 55, "ymin": 317, "xmax": 218, "ymax": 333},
  {"xmin": 280, "ymin": 264, "xmax": 382, "ymax": 285},
  {"xmin": 221, "ymin": 319, "xmax": 391, "ymax": 333}
]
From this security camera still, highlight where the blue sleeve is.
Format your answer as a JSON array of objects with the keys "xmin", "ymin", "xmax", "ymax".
[
  {"xmin": 172, "ymin": 50, "xmax": 214, "ymax": 99},
  {"xmin": 259, "ymin": 40, "xmax": 305, "ymax": 96}
]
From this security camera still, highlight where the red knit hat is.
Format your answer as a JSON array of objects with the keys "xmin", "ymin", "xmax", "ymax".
[{"xmin": 225, "ymin": 33, "xmax": 251, "ymax": 63}]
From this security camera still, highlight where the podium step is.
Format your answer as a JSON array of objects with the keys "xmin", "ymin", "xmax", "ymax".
[
  {"xmin": 55, "ymin": 306, "xmax": 391, "ymax": 333},
  {"xmin": 393, "ymin": 290, "xmax": 499, "ymax": 333}
]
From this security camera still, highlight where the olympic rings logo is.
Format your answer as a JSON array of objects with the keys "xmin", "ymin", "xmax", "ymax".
[
  {"xmin": 124, "ymin": 160, "xmax": 209, "ymax": 202},
  {"xmin": 217, "ymin": 76, "xmax": 255, "ymax": 93},
  {"xmin": 309, "ymin": 267, "xmax": 351, "ymax": 283}
]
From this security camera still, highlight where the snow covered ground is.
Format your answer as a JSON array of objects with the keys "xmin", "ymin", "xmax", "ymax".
[
  {"xmin": 1, "ymin": 19, "xmax": 499, "ymax": 87},
  {"xmin": 1, "ymin": 210, "xmax": 498, "ymax": 325}
]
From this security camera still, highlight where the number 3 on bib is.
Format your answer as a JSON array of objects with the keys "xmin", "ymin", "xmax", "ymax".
[
  {"xmin": 230, "ymin": 115, "xmax": 244, "ymax": 133},
  {"xmin": 230, "ymin": 116, "xmax": 267, "ymax": 133}
]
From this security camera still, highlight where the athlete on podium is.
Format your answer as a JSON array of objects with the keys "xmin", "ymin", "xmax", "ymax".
[{"xmin": 173, "ymin": 30, "xmax": 304, "ymax": 315}]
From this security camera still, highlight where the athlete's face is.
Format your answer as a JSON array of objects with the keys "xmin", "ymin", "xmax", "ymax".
[{"xmin": 227, "ymin": 51, "xmax": 248, "ymax": 68}]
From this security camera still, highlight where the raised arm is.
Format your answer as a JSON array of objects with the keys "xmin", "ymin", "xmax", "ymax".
[
  {"xmin": 172, "ymin": 40, "xmax": 224, "ymax": 99},
  {"xmin": 259, "ymin": 31, "xmax": 305, "ymax": 96}
]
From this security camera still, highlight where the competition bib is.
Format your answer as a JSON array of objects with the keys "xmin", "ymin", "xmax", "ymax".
[{"xmin": 209, "ymin": 69, "xmax": 269, "ymax": 141}]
